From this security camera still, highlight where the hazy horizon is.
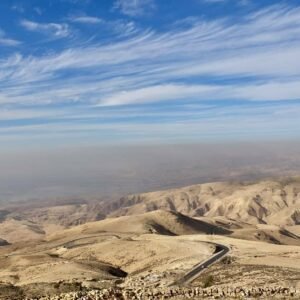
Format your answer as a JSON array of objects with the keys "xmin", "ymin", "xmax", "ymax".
[{"xmin": 1, "ymin": 140, "xmax": 300, "ymax": 203}]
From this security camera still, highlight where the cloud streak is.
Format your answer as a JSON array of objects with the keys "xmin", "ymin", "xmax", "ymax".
[
  {"xmin": 2, "ymin": 5, "xmax": 298, "ymax": 105},
  {"xmin": 1, "ymin": 4, "xmax": 300, "ymax": 143},
  {"xmin": 113, "ymin": 0, "xmax": 155, "ymax": 16},
  {"xmin": 70, "ymin": 15, "xmax": 103, "ymax": 24},
  {"xmin": 20, "ymin": 19, "xmax": 70, "ymax": 37},
  {"xmin": 0, "ymin": 28, "xmax": 20, "ymax": 46}
]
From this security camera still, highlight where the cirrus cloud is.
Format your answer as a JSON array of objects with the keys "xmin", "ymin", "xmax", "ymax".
[
  {"xmin": 113, "ymin": 0, "xmax": 155, "ymax": 16},
  {"xmin": 20, "ymin": 19, "xmax": 70, "ymax": 37}
]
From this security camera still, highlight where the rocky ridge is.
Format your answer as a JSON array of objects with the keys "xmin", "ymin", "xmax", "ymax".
[
  {"xmin": 19, "ymin": 286, "xmax": 299, "ymax": 300},
  {"xmin": 107, "ymin": 179, "xmax": 300, "ymax": 226}
]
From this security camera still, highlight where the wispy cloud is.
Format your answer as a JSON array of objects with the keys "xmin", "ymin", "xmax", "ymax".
[
  {"xmin": 1, "ymin": 4, "xmax": 300, "ymax": 143},
  {"xmin": 4, "ymin": 5, "xmax": 299, "ymax": 106},
  {"xmin": 70, "ymin": 15, "xmax": 103, "ymax": 24},
  {"xmin": 11, "ymin": 4, "xmax": 25, "ymax": 13},
  {"xmin": 201, "ymin": 0, "xmax": 250, "ymax": 5},
  {"xmin": 20, "ymin": 19, "xmax": 70, "ymax": 37},
  {"xmin": 34, "ymin": 7, "xmax": 43, "ymax": 15},
  {"xmin": 202, "ymin": 0, "xmax": 227, "ymax": 3},
  {"xmin": 98, "ymin": 84, "xmax": 222, "ymax": 106},
  {"xmin": 238, "ymin": 0, "xmax": 251, "ymax": 6},
  {"xmin": 0, "ymin": 28, "xmax": 20, "ymax": 46},
  {"xmin": 113, "ymin": 0, "xmax": 155, "ymax": 16}
]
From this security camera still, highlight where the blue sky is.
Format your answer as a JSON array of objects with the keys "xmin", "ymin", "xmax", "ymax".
[{"xmin": 1, "ymin": 0, "xmax": 300, "ymax": 147}]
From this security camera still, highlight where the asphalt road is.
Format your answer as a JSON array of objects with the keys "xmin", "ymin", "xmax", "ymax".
[{"xmin": 172, "ymin": 243, "xmax": 230, "ymax": 286}]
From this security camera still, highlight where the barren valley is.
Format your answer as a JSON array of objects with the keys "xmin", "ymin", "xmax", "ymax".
[{"xmin": 0, "ymin": 178, "xmax": 299, "ymax": 299}]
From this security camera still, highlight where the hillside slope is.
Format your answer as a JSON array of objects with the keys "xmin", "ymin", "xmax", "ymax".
[
  {"xmin": 106, "ymin": 179, "xmax": 300, "ymax": 226},
  {"xmin": 49, "ymin": 210, "xmax": 231, "ymax": 240}
]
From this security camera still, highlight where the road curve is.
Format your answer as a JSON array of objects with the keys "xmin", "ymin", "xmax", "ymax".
[{"xmin": 172, "ymin": 243, "xmax": 230, "ymax": 286}]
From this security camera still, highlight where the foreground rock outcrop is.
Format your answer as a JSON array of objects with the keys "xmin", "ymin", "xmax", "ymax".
[{"xmin": 22, "ymin": 286, "xmax": 299, "ymax": 300}]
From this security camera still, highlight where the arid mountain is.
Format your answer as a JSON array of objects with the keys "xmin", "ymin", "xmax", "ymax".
[
  {"xmin": 48, "ymin": 210, "xmax": 231, "ymax": 241},
  {"xmin": 107, "ymin": 179, "xmax": 300, "ymax": 226},
  {"xmin": 0, "ymin": 218, "xmax": 45, "ymax": 243},
  {"xmin": 192, "ymin": 216, "xmax": 300, "ymax": 245},
  {"xmin": 0, "ymin": 203, "xmax": 106, "ymax": 243},
  {"xmin": 0, "ymin": 180, "xmax": 300, "ymax": 299},
  {"xmin": 18, "ymin": 204, "xmax": 106, "ymax": 229},
  {"xmin": 0, "ymin": 212, "xmax": 215, "ymax": 286},
  {"xmin": 0, "ymin": 208, "xmax": 299, "ymax": 299},
  {"xmin": 0, "ymin": 178, "xmax": 299, "ymax": 244},
  {"xmin": 48, "ymin": 210, "xmax": 299, "ymax": 246}
]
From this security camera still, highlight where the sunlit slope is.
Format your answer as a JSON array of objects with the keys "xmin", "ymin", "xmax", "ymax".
[
  {"xmin": 49, "ymin": 210, "xmax": 231, "ymax": 240},
  {"xmin": 108, "ymin": 179, "xmax": 300, "ymax": 226}
]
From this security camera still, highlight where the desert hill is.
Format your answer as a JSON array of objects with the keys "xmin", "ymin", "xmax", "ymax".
[
  {"xmin": 0, "ymin": 178, "xmax": 299, "ymax": 245},
  {"xmin": 0, "ymin": 252, "xmax": 127, "ymax": 286},
  {"xmin": 230, "ymin": 225, "xmax": 300, "ymax": 245},
  {"xmin": 48, "ymin": 210, "xmax": 300, "ymax": 246},
  {"xmin": 0, "ymin": 218, "xmax": 45, "ymax": 244},
  {"xmin": 0, "ymin": 203, "xmax": 106, "ymax": 243},
  {"xmin": 48, "ymin": 210, "xmax": 231, "ymax": 241},
  {"xmin": 0, "ymin": 180, "xmax": 299, "ymax": 299},
  {"xmin": 193, "ymin": 216, "xmax": 300, "ymax": 245},
  {"xmin": 106, "ymin": 179, "xmax": 300, "ymax": 226},
  {"xmin": 13, "ymin": 203, "xmax": 106, "ymax": 229},
  {"xmin": 0, "ymin": 213, "xmax": 214, "ymax": 287}
]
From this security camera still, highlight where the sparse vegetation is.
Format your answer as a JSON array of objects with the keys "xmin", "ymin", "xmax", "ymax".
[
  {"xmin": 221, "ymin": 255, "xmax": 234, "ymax": 265},
  {"xmin": 202, "ymin": 275, "xmax": 214, "ymax": 288}
]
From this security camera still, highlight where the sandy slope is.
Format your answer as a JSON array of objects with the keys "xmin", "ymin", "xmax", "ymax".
[
  {"xmin": 0, "ymin": 218, "xmax": 45, "ymax": 243},
  {"xmin": 0, "ymin": 204, "xmax": 105, "ymax": 243},
  {"xmin": 287, "ymin": 225, "xmax": 300, "ymax": 236},
  {"xmin": 195, "ymin": 216, "xmax": 300, "ymax": 245},
  {"xmin": 0, "ymin": 228, "xmax": 299, "ymax": 288},
  {"xmin": 0, "ymin": 233, "xmax": 213, "ymax": 286},
  {"xmin": 184, "ymin": 234, "xmax": 300, "ymax": 271},
  {"xmin": 108, "ymin": 179, "xmax": 300, "ymax": 225},
  {"xmin": 0, "ymin": 252, "xmax": 127, "ymax": 286},
  {"xmin": 0, "ymin": 178, "xmax": 299, "ymax": 245},
  {"xmin": 0, "ymin": 211, "xmax": 221, "ymax": 286},
  {"xmin": 48, "ymin": 210, "xmax": 231, "ymax": 241},
  {"xmin": 18, "ymin": 204, "xmax": 106, "ymax": 228},
  {"xmin": 48, "ymin": 210, "xmax": 300, "ymax": 246},
  {"xmin": 0, "ymin": 207, "xmax": 299, "ymax": 298}
]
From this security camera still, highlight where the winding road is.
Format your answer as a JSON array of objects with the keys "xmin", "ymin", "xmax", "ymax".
[{"xmin": 172, "ymin": 243, "xmax": 230, "ymax": 286}]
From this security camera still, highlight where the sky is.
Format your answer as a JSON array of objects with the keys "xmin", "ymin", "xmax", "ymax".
[{"xmin": 0, "ymin": 0, "xmax": 300, "ymax": 148}]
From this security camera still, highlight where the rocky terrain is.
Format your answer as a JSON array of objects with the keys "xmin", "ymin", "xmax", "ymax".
[
  {"xmin": 1, "ymin": 178, "xmax": 300, "ymax": 244},
  {"xmin": 6, "ymin": 285, "xmax": 298, "ymax": 300},
  {"xmin": 108, "ymin": 179, "xmax": 300, "ymax": 226},
  {"xmin": 0, "ymin": 178, "xmax": 299, "ymax": 299}
]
